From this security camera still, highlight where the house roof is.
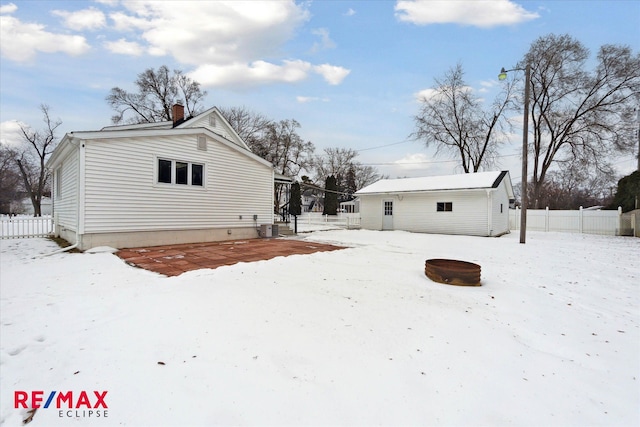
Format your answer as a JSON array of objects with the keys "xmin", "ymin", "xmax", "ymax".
[
  {"xmin": 47, "ymin": 127, "xmax": 271, "ymax": 170},
  {"xmin": 99, "ymin": 106, "xmax": 250, "ymax": 151},
  {"xmin": 47, "ymin": 106, "xmax": 266, "ymax": 169},
  {"xmin": 356, "ymin": 171, "xmax": 513, "ymax": 196}
]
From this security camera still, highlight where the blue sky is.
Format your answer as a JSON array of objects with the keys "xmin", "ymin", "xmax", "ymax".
[{"xmin": 1, "ymin": 0, "xmax": 639, "ymax": 181}]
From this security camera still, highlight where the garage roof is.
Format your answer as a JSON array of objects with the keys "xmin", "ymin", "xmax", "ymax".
[{"xmin": 356, "ymin": 171, "xmax": 512, "ymax": 195}]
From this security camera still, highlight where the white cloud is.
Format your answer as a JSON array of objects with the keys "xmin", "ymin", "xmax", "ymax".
[
  {"xmin": 114, "ymin": 1, "xmax": 310, "ymax": 65},
  {"xmin": 0, "ymin": 120, "xmax": 25, "ymax": 147},
  {"xmin": 395, "ymin": 0, "xmax": 539, "ymax": 28},
  {"xmin": 101, "ymin": 1, "xmax": 349, "ymax": 88},
  {"xmin": 52, "ymin": 7, "xmax": 106, "ymax": 31},
  {"xmin": 189, "ymin": 60, "xmax": 312, "ymax": 88},
  {"xmin": 414, "ymin": 86, "xmax": 473, "ymax": 102},
  {"xmin": 310, "ymin": 28, "xmax": 336, "ymax": 52},
  {"xmin": 95, "ymin": 0, "xmax": 119, "ymax": 6},
  {"xmin": 480, "ymin": 79, "xmax": 498, "ymax": 88},
  {"xmin": 0, "ymin": 14, "xmax": 90, "ymax": 62},
  {"xmin": 313, "ymin": 64, "xmax": 350, "ymax": 85},
  {"xmin": 108, "ymin": 11, "xmax": 154, "ymax": 31},
  {"xmin": 344, "ymin": 8, "xmax": 356, "ymax": 17},
  {"xmin": 478, "ymin": 79, "xmax": 498, "ymax": 93},
  {"xmin": 0, "ymin": 3, "xmax": 17, "ymax": 14},
  {"xmin": 394, "ymin": 152, "xmax": 431, "ymax": 169},
  {"xmin": 104, "ymin": 38, "xmax": 144, "ymax": 56},
  {"xmin": 296, "ymin": 96, "xmax": 329, "ymax": 103},
  {"xmin": 414, "ymin": 88, "xmax": 438, "ymax": 102}
]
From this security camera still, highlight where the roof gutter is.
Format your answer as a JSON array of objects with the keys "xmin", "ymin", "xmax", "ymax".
[{"xmin": 355, "ymin": 187, "xmax": 495, "ymax": 197}]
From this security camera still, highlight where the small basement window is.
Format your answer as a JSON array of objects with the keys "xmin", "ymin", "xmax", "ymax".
[{"xmin": 437, "ymin": 202, "xmax": 453, "ymax": 212}]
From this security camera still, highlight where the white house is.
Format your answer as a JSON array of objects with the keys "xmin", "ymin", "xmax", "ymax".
[
  {"xmin": 46, "ymin": 105, "xmax": 275, "ymax": 250},
  {"xmin": 355, "ymin": 171, "xmax": 514, "ymax": 237}
]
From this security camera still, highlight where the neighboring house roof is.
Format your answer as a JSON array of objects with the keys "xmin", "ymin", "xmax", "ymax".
[
  {"xmin": 275, "ymin": 173, "xmax": 293, "ymax": 184},
  {"xmin": 356, "ymin": 171, "xmax": 513, "ymax": 197}
]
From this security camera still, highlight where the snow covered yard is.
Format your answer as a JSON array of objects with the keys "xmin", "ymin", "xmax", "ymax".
[{"xmin": 1, "ymin": 230, "xmax": 638, "ymax": 426}]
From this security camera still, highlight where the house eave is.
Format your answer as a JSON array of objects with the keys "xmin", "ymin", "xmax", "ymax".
[{"xmin": 355, "ymin": 187, "xmax": 497, "ymax": 196}]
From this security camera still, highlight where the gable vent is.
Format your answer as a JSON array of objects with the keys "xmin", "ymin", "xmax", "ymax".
[
  {"xmin": 208, "ymin": 114, "xmax": 217, "ymax": 127},
  {"xmin": 197, "ymin": 136, "xmax": 207, "ymax": 151}
]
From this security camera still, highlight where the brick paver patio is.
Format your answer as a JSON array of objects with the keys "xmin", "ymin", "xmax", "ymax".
[{"xmin": 116, "ymin": 238, "xmax": 345, "ymax": 276}]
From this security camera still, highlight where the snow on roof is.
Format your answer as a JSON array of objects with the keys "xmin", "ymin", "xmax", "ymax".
[{"xmin": 356, "ymin": 171, "xmax": 508, "ymax": 195}]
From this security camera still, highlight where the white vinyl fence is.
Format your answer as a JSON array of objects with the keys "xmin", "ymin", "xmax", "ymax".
[
  {"xmin": 509, "ymin": 207, "xmax": 632, "ymax": 236},
  {"xmin": 1, "ymin": 215, "xmax": 54, "ymax": 239},
  {"xmin": 297, "ymin": 212, "xmax": 361, "ymax": 230}
]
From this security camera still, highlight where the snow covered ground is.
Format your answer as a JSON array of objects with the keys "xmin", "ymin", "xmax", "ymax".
[{"xmin": 1, "ymin": 230, "xmax": 638, "ymax": 426}]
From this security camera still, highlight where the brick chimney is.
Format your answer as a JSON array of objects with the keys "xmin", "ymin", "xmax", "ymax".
[{"xmin": 172, "ymin": 103, "xmax": 184, "ymax": 127}]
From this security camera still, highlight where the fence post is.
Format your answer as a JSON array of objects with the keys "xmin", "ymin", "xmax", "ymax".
[
  {"xmin": 618, "ymin": 206, "xmax": 622, "ymax": 236},
  {"xmin": 545, "ymin": 207, "xmax": 549, "ymax": 232},
  {"xmin": 579, "ymin": 206, "xmax": 583, "ymax": 234}
]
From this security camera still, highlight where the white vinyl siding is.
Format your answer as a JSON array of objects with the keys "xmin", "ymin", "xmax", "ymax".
[
  {"xmin": 53, "ymin": 149, "xmax": 79, "ymax": 231},
  {"xmin": 490, "ymin": 180, "xmax": 511, "ymax": 236},
  {"xmin": 186, "ymin": 112, "xmax": 247, "ymax": 149},
  {"xmin": 82, "ymin": 134, "xmax": 272, "ymax": 233},
  {"xmin": 359, "ymin": 190, "xmax": 491, "ymax": 236}
]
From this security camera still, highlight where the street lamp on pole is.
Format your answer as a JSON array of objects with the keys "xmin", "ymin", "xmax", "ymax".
[{"xmin": 499, "ymin": 64, "xmax": 531, "ymax": 244}]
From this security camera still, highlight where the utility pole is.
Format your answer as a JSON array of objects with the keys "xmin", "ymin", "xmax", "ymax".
[{"xmin": 636, "ymin": 106, "xmax": 639, "ymax": 172}]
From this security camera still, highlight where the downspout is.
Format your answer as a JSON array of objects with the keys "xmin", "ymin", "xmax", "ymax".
[{"xmin": 40, "ymin": 137, "xmax": 82, "ymax": 257}]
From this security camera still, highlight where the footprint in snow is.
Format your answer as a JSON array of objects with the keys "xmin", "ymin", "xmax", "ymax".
[{"xmin": 8, "ymin": 345, "xmax": 27, "ymax": 356}]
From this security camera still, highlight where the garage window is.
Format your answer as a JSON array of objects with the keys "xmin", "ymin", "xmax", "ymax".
[{"xmin": 437, "ymin": 202, "xmax": 453, "ymax": 212}]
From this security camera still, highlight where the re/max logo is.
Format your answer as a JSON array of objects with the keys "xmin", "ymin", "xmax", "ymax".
[{"xmin": 14, "ymin": 391, "xmax": 108, "ymax": 409}]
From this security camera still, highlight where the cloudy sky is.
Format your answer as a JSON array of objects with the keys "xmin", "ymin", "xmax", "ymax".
[{"xmin": 1, "ymin": 0, "xmax": 638, "ymax": 180}]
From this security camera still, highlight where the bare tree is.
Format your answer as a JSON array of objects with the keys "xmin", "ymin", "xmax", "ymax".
[
  {"xmin": 311, "ymin": 147, "xmax": 381, "ymax": 196},
  {"xmin": 15, "ymin": 104, "xmax": 60, "ymax": 216},
  {"xmin": 106, "ymin": 66, "xmax": 207, "ymax": 124},
  {"xmin": 353, "ymin": 164, "xmax": 381, "ymax": 190},
  {"xmin": 413, "ymin": 63, "xmax": 515, "ymax": 172},
  {"xmin": 218, "ymin": 106, "xmax": 272, "ymax": 151},
  {"xmin": 531, "ymin": 159, "xmax": 616, "ymax": 209},
  {"xmin": 520, "ymin": 34, "xmax": 640, "ymax": 208},
  {"xmin": 312, "ymin": 147, "xmax": 358, "ymax": 183},
  {"xmin": 0, "ymin": 144, "xmax": 22, "ymax": 213},
  {"xmin": 251, "ymin": 119, "xmax": 315, "ymax": 210}
]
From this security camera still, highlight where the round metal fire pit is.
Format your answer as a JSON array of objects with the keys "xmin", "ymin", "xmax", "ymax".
[{"xmin": 425, "ymin": 259, "xmax": 481, "ymax": 286}]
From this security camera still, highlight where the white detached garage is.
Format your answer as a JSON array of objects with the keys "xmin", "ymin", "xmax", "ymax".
[{"xmin": 355, "ymin": 171, "xmax": 514, "ymax": 237}]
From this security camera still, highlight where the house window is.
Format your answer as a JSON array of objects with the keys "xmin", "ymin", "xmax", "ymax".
[
  {"xmin": 56, "ymin": 167, "xmax": 63, "ymax": 199},
  {"xmin": 176, "ymin": 162, "xmax": 188, "ymax": 185},
  {"xmin": 192, "ymin": 164, "xmax": 203, "ymax": 186},
  {"xmin": 437, "ymin": 202, "xmax": 453, "ymax": 212},
  {"xmin": 158, "ymin": 159, "xmax": 172, "ymax": 183},
  {"xmin": 157, "ymin": 159, "xmax": 204, "ymax": 186}
]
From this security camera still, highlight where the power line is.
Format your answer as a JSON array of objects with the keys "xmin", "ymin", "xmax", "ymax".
[
  {"xmin": 299, "ymin": 182, "xmax": 352, "ymax": 196},
  {"xmin": 356, "ymin": 139, "xmax": 414, "ymax": 152}
]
